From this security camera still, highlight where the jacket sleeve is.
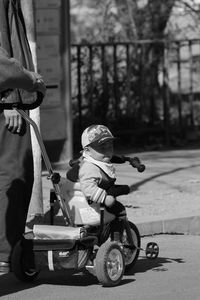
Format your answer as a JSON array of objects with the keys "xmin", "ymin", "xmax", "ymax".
[
  {"xmin": 0, "ymin": 53, "xmax": 39, "ymax": 94},
  {"xmin": 79, "ymin": 162, "xmax": 107, "ymax": 204}
]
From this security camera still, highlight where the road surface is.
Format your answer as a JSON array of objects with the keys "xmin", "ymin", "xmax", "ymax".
[{"xmin": 0, "ymin": 234, "xmax": 200, "ymax": 300}]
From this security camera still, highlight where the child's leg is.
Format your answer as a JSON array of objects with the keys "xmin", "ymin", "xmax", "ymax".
[
  {"xmin": 106, "ymin": 201, "xmax": 126, "ymax": 241},
  {"xmin": 106, "ymin": 200, "xmax": 126, "ymax": 218}
]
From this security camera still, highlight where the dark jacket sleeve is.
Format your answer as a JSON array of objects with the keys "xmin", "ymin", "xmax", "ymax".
[{"xmin": 0, "ymin": 51, "xmax": 38, "ymax": 94}]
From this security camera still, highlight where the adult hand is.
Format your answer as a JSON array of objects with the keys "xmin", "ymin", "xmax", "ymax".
[
  {"xmin": 4, "ymin": 109, "xmax": 22, "ymax": 133},
  {"xmin": 30, "ymin": 72, "xmax": 46, "ymax": 96}
]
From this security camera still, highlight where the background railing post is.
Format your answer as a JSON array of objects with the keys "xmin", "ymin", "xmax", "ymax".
[
  {"xmin": 189, "ymin": 40, "xmax": 194, "ymax": 127},
  {"xmin": 163, "ymin": 42, "xmax": 171, "ymax": 146}
]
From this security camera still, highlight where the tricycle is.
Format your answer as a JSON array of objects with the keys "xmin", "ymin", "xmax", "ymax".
[{"xmin": 10, "ymin": 104, "xmax": 159, "ymax": 287}]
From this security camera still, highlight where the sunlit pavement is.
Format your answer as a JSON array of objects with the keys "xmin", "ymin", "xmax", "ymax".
[{"xmin": 40, "ymin": 148, "xmax": 200, "ymax": 235}]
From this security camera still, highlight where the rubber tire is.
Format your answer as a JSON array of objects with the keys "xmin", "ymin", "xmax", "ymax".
[
  {"xmin": 122, "ymin": 221, "xmax": 141, "ymax": 272},
  {"xmin": 95, "ymin": 241, "xmax": 125, "ymax": 287},
  {"xmin": 11, "ymin": 240, "xmax": 39, "ymax": 282}
]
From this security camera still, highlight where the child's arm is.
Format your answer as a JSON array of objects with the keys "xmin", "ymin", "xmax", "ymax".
[
  {"xmin": 107, "ymin": 184, "xmax": 130, "ymax": 197},
  {"xmin": 79, "ymin": 162, "xmax": 115, "ymax": 207},
  {"xmin": 111, "ymin": 155, "xmax": 126, "ymax": 164},
  {"xmin": 0, "ymin": 54, "xmax": 45, "ymax": 95},
  {"xmin": 66, "ymin": 156, "xmax": 83, "ymax": 182}
]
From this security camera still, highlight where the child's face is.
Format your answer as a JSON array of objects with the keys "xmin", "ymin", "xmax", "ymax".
[{"xmin": 87, "ymin": 140, "xmax": 114, "ymax": 162}]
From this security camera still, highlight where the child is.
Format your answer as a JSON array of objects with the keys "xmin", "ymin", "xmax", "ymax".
[{"xmin": 78, "ymin": 124, "xmax": 130, "ymax": 221}]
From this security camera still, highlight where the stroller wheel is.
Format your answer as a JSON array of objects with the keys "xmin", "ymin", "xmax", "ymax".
[
  {"xmin": 11, "ymin": 240, "xmax": 39, "ymax": 282},
  {"xmin": 95, "ymin": 241, "xmax": 124, "ymax": 287}
]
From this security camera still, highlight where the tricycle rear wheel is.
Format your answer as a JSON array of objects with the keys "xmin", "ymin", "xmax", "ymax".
[
  {"xmin": 11, "ymin": 240, "xmax": 39, "ymax": 282},
  {"xmin": 122, "ymin": 221, "xmax": 140, "ymax": 272}
]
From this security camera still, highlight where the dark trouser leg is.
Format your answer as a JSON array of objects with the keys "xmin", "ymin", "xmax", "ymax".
[
  {"xmin": 106, "ymin": 201, "xmax": 127, "ymax": 241},
  {"xmin": 0, "ymin": 114, "xmax": 33, "ymax": 263},
  {"xmin": 106, "ymin": 200, "xmax": 126, "ymax": 218}
]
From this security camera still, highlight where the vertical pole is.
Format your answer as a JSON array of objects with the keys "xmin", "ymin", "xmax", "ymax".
[
  {"xmin": 60, "ymin": 0, "xmax": 73, "ymax": 162},
  {"xmin": 177, "ymin": 41, "xmax": 183, "ymax": 132},
  {"xmin": 102, "ymin": 44, "xmax": 107, "ymax": 123},
  {"xmin": 89, "ymin": 45, "xmax": 94, "ymax": 122},
  {"xmin": 77, "ymin": 45, "xmax": 82, "ymax": 135},
  {"xmin": 163, "ymin": 43, "xmax": 170, "ymax": 146},
  {"xmin": 20, "ymin": 0, "xmax": 43, "ymax": 218},
  {"xmin": 113, "ymin": 44, "xmax": 119, "ymax": 119},
  {"xmin": 189, "ymin": 40, "xmax": 194, "ymax": 127},
  {"xmin": 126, "ymin": 43, "xmax": 131, "ymax": 114}
]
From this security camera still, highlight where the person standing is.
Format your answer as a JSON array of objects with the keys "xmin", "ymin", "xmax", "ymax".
[{"xmin": 0, "ymin": 0, "xmax": 45, "ymax": 275}]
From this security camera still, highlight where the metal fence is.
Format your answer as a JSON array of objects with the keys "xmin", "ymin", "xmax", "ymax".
[{"xmin": 71, "ymin": 40, "xmax": 200, "ymax": 150}]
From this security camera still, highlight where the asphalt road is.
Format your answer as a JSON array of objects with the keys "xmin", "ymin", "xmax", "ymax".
[{"xmin": 1, "ymin": 234, "xmax": 200, "ymax": 300}]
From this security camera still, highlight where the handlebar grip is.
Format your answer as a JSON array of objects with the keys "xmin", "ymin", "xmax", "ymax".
[
  {"xmin": 69, "ymin": 157, "xmax": 82, "ymax": 167},
  {"xmin": 0, "ymin": 91, "xmax": 43, "ymax": 110},
  {"xmin": 111, "ymin": 155, "xmax": 126, "ymax": 164},
  {"xmin": 124, "ymin": 156, "xmax": 146, "ymax": 172},
  {"xmin": 137, "ymin": 164, "xmax": 145, "ymax": 173}
]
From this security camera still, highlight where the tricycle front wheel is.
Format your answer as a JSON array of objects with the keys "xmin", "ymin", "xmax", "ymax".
[{"xmin": 95, "ymin": 241, "xmax": 125, "ymax": 287}]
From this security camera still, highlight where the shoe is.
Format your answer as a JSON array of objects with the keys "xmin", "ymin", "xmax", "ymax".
[{"xmin": 0, "ymin": 262, "xmax": 10, "ymax": 275}]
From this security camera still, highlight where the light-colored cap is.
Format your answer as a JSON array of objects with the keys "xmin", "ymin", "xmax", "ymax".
[{"xmin": 81, "ymin": 125, "xmax": 115, "ymax": 148}]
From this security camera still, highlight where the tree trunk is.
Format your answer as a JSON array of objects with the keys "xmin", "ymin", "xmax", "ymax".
[{"xmin": 114, "ymin": 0, "xmax": 175, "ymax": 125}]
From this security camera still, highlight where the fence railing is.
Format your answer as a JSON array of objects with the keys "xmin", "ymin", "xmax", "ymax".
[{"xmin": 71, "ymin": 40, "xmax": 200, "ymax": 150}]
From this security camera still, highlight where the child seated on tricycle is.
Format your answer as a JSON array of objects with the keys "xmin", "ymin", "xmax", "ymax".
[{"xmin": 67, "ymin": 124, "xmax": 145, "ymax": 236}]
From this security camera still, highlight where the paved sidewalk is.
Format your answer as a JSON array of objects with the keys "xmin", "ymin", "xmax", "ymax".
[{"xmin": 40, "ymin": 148, "xmax": 200, "ymax": 236}]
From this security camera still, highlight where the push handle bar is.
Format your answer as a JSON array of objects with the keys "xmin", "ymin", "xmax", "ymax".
[{"xmin": 0, "ymin": 91, "xmax": 43, "ymax": 110}]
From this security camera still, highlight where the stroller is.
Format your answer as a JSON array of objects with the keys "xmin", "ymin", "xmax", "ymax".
[{"xmin": 7, "ymin": 96, "xmax": 159, "ymax": 287}]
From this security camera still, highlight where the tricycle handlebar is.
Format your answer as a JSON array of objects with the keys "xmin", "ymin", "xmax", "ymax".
[
  {"xmin": 69, "ymin": 155, "xmax": 145, "ymax": 173},
  {"xmin": 123, "ymin": 156, "xmax": 146, "ymax": 172}
]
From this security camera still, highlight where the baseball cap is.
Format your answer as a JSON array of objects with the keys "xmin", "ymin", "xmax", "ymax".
[{"xmin": 81, "ymin": 125, "xmax": 115, "ymax": 148}]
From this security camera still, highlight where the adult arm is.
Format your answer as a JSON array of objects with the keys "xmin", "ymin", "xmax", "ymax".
[
  {"xmin": 0, "ymin": 48, "xmax": 46, "ymax": 133},
  {"xmin": 0, "ymin": 56, "xmax": 45, "ymax": 94}
]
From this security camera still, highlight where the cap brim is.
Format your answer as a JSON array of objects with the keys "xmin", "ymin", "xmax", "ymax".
[
  {"xmin": 97, "ymin": 136, "xmax": 116, "ymax": 145},
  {"xmin": 86, "ymin": 136, "xmax": 116, "ymax": 148}
]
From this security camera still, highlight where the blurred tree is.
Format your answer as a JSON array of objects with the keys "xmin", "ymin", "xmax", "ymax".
[
  {"xmin": 113, "ymin": 0, "xmax": 200, "ymax": 125},
  {"xmin": 70, "ymin": 0, "xmax": 200, "ymax": 139},
  {"xmin": 71, "ymin": 0, "xmax": 200, "ymax": 43}
]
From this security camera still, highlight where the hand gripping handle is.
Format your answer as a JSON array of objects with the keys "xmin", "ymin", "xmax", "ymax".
[{"xmin": 0, "ymin": 91, "xmax": 43, "ymax": 110}]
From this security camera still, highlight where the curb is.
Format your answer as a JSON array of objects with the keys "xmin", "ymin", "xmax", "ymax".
[
  {"xmin": 134, "ymin": 215, "xmax": 200, "ymax": 236},
  {"xmin": 26, "ymin": 214, "xmax": 200, "ymax": 237}
]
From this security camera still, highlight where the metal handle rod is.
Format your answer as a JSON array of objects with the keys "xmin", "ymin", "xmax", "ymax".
[
  {"xmin": 15, "ymin": 109, "xmax": 54, "ymax": 175},
  {"xmin": 15, "ymin": 109, "xmax": 73, "ymax": 226}
]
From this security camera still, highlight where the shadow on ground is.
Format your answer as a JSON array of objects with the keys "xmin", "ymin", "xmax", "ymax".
[
  {"xmin": 126, "ymin": 255, "xmax": 185, "ymax": 276},
  {"xmin": 0, "ymin": 254, "xmax": 185, "ymax": 297}
]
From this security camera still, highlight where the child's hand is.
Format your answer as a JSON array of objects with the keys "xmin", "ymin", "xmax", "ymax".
[{"xmin": 105, "ymin": 195, "xmax": 115, "ymax": 207}]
